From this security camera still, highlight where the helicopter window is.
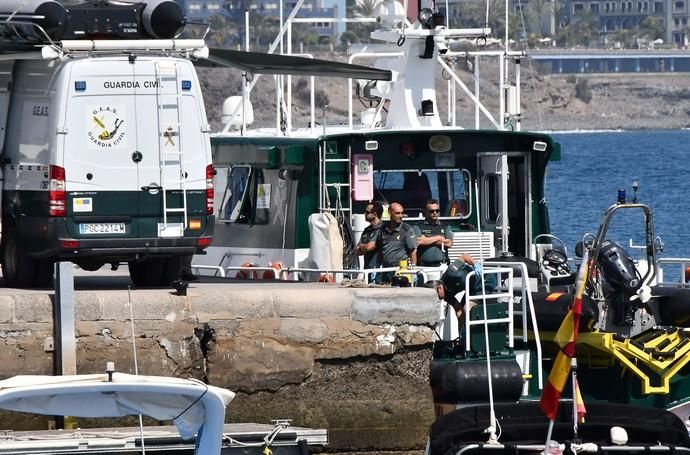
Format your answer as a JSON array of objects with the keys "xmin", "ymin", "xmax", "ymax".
[
  {"xmin": 373, "ymin": 168, "xmax": 471, "ymax": 219},
  {"xmin": 217, "ymin": 165, "xmax": 253, "ymax": 223}
]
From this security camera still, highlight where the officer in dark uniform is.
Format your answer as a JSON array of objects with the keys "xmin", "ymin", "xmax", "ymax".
[
  {"xmin": 414, "ymin": 199, "xmax": 453, "ymax": 267},
  {"xmin": 356, "ymin": 201, "xmax": 383, "ymax": 278},
  {"xmin": 376, "ymin": 202, "xmax": 417, "ymax": 283}
]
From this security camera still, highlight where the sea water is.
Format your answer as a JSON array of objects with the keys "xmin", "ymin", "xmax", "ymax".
[{"xmin": 546, "ymin": 129, "xmax": 690, "ymax": 258}]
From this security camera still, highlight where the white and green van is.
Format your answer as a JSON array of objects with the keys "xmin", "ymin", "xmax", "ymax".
[{"xmin": 0, "ymin": 1, "xmax": 214, "ymax": 287}]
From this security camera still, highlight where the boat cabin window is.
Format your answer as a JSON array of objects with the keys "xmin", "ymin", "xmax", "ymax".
[
  {"xmin": 216, "ymin": 165, "xmax": 253, "ymax": 223},
  {"xmin": 373, "ymin": 168, "xmax": 471, "ymax": 219},
  {"xmin": 484, "ymin": 174, "xmax": 500, "ymax": 223}
]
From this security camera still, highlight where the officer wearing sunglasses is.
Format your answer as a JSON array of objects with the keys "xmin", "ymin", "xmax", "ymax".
[{"xmin": 413, "ymin": 199, "xmax": 454, "ymax": 267}]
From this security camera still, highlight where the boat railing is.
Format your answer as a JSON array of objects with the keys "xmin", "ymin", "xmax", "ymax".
[
  {"xmin": 463, "ymin": 266, "xmax": 515, "ymax": 352},
  {"xmin": 347, "ymin": 51, "xmax": 405, "ymax": 130},
  {"xmin": 655, "ymin": 258, "xmax": 690, "ymax": 287},
  {"xmin": 225, "ymin": 0, "xmax": 524, "ymax": 134},
  {"xmin": 453, "ymin": 442, "xmax": 690, "ymax": 455},
  {"xmin": 469, "ymin": 262, "xmax": 544, "ymax": 390},
  {"xmin": 267, "ymin": 266, "xmax": 432, "ymax": 284},
  {"xmin": 225, "ymin": 265, "xmax": 281, "ymax": 280},
  {"xmin": 219, "ymin": 263, "xmax": 444, "ymax": 285},
  {"xmin": 191, "ymin": 265, "xmax": 227, "ymax": 277}
]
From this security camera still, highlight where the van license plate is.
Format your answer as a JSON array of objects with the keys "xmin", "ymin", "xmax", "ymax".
[{"xmin": 79, "ymin": 223, "xmax": 126, "ymax": 234}]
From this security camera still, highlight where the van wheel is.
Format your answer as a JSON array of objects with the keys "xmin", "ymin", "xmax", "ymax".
[
  {"xmin": 1, "ymin": 228, "xmax": 37, "ymax": 288},
  {"xmin": 160, "ymin": 256, "xmax": 183, "ymax": 286},
  {"xmin": 128, "ymin": 260, "xmax": 164, "ymax": 287},
  {"xmin": 34, "ymin": 260, "xmax": 55, "ymax": 288}
]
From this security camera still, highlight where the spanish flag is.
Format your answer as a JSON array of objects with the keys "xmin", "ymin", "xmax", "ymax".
[
  {"xmin": 539, "ymin": 249, "xmax": 590, "ymax": 420},
  {"xmin": 575, "ymin": 378, "xmax": 586, "ymax": 423}
]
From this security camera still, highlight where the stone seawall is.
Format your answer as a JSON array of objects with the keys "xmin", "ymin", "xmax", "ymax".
[{"xmin": 0, "ymin": 284, "xmax": 440, "ymax": 450}]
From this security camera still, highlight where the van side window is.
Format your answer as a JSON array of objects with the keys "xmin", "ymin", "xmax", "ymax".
[{"xmin": 218, "ymin": 165, "xmax": 253, "ymax": 223}]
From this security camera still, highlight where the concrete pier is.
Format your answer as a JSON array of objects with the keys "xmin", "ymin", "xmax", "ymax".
[{"xmin": 0, "ymin": 281, "xmax": 441, "ymax": 450}]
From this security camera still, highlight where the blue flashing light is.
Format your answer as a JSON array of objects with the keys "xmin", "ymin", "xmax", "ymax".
[
  {"xmin": 617, "ymin": 188, "xmax": 626, "ymax": 204},
  {"xmin": 181, "ymin": 80, "xmax": 192, "ymax": 91},
  {"xmin": 75, "ymin": 81, "xmax": 87, "ymax": 91}
]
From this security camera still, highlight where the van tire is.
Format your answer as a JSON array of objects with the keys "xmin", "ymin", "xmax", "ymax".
[
  {"xmin": 2, "ymin": 228, "xmax": 37, "ymax": 288},
  {"xmin": 34, "ymin": 260, "xmax": 55, "ymax": 288},
  {"xmin": 128, "ymin": 259, "xmax": 164, "ymax": 287},
  {"xmin": 160, "ymin": 256, "xmax": 183, "ymax": 285}
]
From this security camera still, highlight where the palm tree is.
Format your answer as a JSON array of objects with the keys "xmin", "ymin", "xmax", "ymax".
[
  {"xmin": 456, "ymin": 0, "xmax": 506, "ymax": 37},
  {"xmin": 207, "ymin": 15, "xmax": 228, "ymax": 47},
  {"xmin": 526, "ymin": 0, "xmax": 562, "ymax": 36},
  {"xmin": 612, "ymin": 27, "xmax": 632, "ymax": 47},
  {"xmin": 247, "ymin": 11, "xmax": 267, "ymax": 48},
  {"xmin": 568, "ymin": 9, "xmax": 600, "ymax": 47},
  {"xmin": 354, "ymin": 0, "xmax": 381, "ymax": 17},
  {"xmin": 638, "ymin": 16, "xmax": 664, "ymax": 40},
  {"xmin": 352, "ymin": 0, "xmax": 380, "ymax": 42}
]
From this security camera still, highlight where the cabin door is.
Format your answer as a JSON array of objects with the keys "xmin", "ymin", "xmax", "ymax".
[{"xmin": 478, "ymin": 153, "xmax": 530, "ymax": 257}]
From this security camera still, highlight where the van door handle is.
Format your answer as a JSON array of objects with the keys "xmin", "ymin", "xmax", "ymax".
[{"xmin": 141, "ymin": 184, "xmax": 163, "ymax": 192}]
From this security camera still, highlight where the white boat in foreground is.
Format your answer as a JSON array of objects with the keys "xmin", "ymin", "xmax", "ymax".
[{"xmin": 0, "ymin": 372, "xmax": 327, "ymax": 454}]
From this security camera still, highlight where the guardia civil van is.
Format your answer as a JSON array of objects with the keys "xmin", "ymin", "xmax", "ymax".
[{"xmin": 0, "ymin": 0, "xmax": 214, "ymax": 287}]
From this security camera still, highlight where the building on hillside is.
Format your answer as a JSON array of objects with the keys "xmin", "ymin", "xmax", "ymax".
[
  {"xmin": 560, "ymin": 0, "xmax": 690, "ymax": 45},
  {"xmin": 179, "ymin": 0, "xmax": 690, "ymax": 46},
  {"xmin": 180, "ymin": 0, "xmax": 344, "ymax": 42}
]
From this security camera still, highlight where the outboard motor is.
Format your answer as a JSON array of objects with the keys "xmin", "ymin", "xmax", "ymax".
[
  {"xmin": 598, "ymin": 240, "xmax": 639, "ymax": 294},
  {"xmin": 598, "ymin": 240, "xmax": 640, "ymax": 326}
]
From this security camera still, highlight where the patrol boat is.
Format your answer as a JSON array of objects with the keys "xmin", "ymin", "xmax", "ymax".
[
  {"xmin": 192, "ymin": 0, "xmax": 560, "ymax": 281},
  {"xmin": 428, "ymin": 198, "xmax": 690, "ymax": 454}
]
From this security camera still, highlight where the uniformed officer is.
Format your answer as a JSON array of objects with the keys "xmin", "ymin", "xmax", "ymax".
[
  {"xmin": 356, "ymin": 201, "xmax": 383, "ymax": 271},
  {"xmin": 414, "ymin": 199, "xmax": 453, "ymax": 267},
  {"xmin": 376, "ymin": 202, "xmax": 417, "ymax": 283}
]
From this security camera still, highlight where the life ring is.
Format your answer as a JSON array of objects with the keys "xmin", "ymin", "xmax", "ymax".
[
  {"xmin": 318, "ymin": 273, "xmax": 334, "ymax": 283},
  {"xmin": 236, "ymin": 263, "xmax": 259, "ymax": 279},
  {"xmin": 263, "ymin": 262, "xmax": 286, "ymax": 280}
]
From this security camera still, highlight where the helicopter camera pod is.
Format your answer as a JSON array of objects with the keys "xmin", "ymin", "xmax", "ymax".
[
  {"xmin": 0, "ymin": 0, "xmax": 68, "ymax": 41},
  {"xmin": 141, "ymin": 0, "xmax": 187, "ymax": 39}
]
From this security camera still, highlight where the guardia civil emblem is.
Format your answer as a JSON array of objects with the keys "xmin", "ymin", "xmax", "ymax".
[{"xmin": 87, "ymin": 106, "xmax": 127, "ymax": 149}]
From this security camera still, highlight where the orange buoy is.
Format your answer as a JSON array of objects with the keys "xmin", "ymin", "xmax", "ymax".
[
  {"xmin": 263, "ymin": 262, "xmax": 285, "ymax": 280},
  {"xmin": 236, "ymin": 263, "xmax": 259, "ymax": 279},
  {"xmin": 318, "ymin": 273, "xmax": 334, "ymax": 283}
]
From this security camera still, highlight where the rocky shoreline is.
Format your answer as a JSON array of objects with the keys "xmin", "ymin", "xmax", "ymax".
[{"xmin": 196, "ymin": 61, "xmax": 690, "ymax": 133}]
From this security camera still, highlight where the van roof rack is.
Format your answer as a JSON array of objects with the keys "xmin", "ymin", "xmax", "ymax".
[{"xmin": 40, "ymin": 38, "xmax": 209, "ymax": 59}]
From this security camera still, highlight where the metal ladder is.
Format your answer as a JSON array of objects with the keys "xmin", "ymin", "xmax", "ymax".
[
  {"xmin": 318, "ymin": 141, "xmax": 352, "ymax": 214},
  {"xmin": 155, "ymin": 61, "xmax": 187, "ymax": 236}
]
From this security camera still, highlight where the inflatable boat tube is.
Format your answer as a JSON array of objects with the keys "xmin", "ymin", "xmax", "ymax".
[
  {"xmin": 530, "ymin": 291, "xmax": 599, "ymax": 332},
  {"xmin": 430, "ymin": 359, "xmax": 524, "ymax": 404},
  {"xmin": 655, "ymin": 286, "xmax": 690, "ymax": 327}
]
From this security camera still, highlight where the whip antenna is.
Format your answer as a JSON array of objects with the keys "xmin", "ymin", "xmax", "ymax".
[{"xmin": 127, "ymin": 286, "xmax": 146, "ymax": 454}]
